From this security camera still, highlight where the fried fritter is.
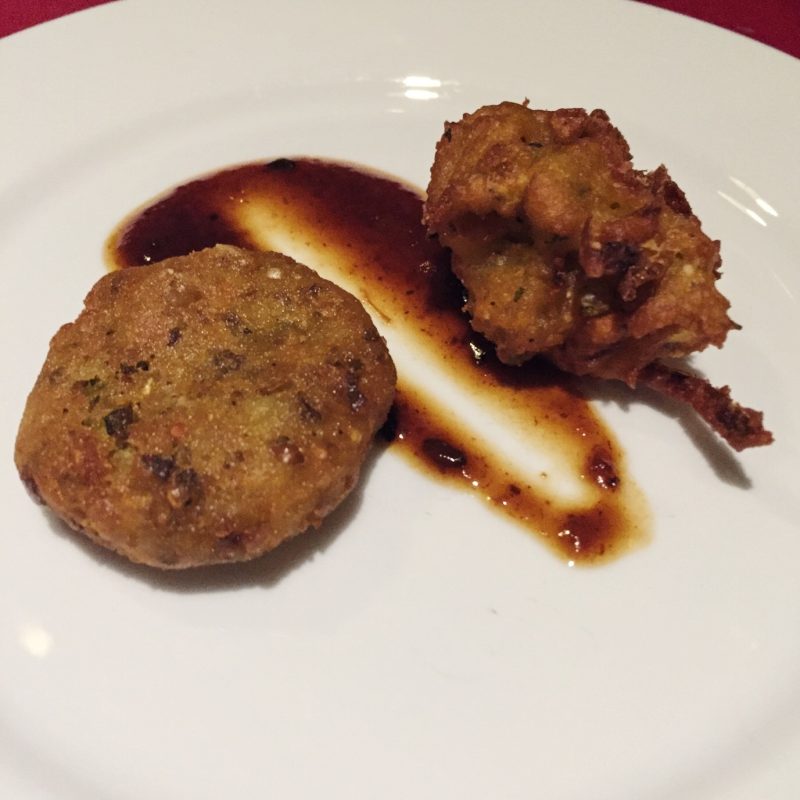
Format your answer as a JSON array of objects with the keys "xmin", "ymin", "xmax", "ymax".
[
  {"xmin": 424, "ymin": 101, "xmax": 771, "ymax": 450},
  {"xmin": 15, "ymin": 245, "xmax": 396, "ymax": 567}
]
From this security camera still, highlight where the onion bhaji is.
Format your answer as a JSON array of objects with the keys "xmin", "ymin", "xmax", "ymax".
[
  {"xmin": 424, "ymin": 101, "xmax": 771, "ymax": 450},
  {"xmin": 15, "ymin": 245, "xmax": 396, "ymax": 568}
]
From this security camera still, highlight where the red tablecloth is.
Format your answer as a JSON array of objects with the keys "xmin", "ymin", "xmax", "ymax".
[{"xmin": 2, "ymin": 0, "xmax": 798, "ymax": 58}]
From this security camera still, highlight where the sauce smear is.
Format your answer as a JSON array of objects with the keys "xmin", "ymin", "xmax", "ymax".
[{"xmin": 108, "ymin": 158, "xmax": 648, "ymax": 564}]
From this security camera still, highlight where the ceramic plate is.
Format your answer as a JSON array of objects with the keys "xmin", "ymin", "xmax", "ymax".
[{"xmin": 2, "ymin": 1, "xmax": 799, "ymax": 797}]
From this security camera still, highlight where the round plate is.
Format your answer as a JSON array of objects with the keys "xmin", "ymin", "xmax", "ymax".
[{"xmin": 2, "ymin": 1, "xmax": 799, "ymax": 798}]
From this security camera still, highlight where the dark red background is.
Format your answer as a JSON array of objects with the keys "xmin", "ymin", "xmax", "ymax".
[
  {"xmin": 1, "ymin": 0, "xmax": 799, "ymax": 58},
  {"xmin": 634, "ymin": 0, "xmax": 799, "ymax": 57}
]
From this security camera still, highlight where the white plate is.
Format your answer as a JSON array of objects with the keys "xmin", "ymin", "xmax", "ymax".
[{"xmin": 2, "ymin": 1, "xmax": 799, "ymax": 798}]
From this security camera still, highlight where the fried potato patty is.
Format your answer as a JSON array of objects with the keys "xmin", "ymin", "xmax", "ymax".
[{"xmin": 15, "ymin": 245, "xmax": 396, "ymax": 568}]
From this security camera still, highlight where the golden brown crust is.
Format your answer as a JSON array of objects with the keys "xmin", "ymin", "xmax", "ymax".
[
  {"xmin": 639, "ymin": 362, "xmax": 773, "ymax": 451},
  {"xmin": 425, "ymin": 102, "xmax": 771, "ymax": 449},
  {"xmin": 425, "ymin": 102, "xmax": 735, "ymax": 381},
  {"xmin": 15, "ymin": 246, "xmax": 396, "ymax": 567}
]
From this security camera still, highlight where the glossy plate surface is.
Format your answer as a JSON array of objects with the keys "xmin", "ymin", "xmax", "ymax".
[{"xmin": 1, "ymin": 1, "xmax": 799, "ymax": 798}]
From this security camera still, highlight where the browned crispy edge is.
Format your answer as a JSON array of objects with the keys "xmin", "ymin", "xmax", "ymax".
[{"xmin": 639, "ymin": 361, "xmax": 773, "ymax": 451}]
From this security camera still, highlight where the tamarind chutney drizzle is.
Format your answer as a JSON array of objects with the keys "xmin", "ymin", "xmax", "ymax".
[{"xmin": 107, "ymin": 158, "xmax": 648, "ymax": 564}]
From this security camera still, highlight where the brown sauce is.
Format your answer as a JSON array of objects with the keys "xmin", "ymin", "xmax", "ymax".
[{"xmin": 107, "ymin": 158, "xmax": 648, "ymax": 564}]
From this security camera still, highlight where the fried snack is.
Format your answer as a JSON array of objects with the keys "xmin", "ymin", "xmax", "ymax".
[
  {"xmin": 15, "ymin": 245, "xmax": 396, "ymax": 568},
  {"xmin": 424, "ymin": 101, "xmax": 771, "ymax": 450}
]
